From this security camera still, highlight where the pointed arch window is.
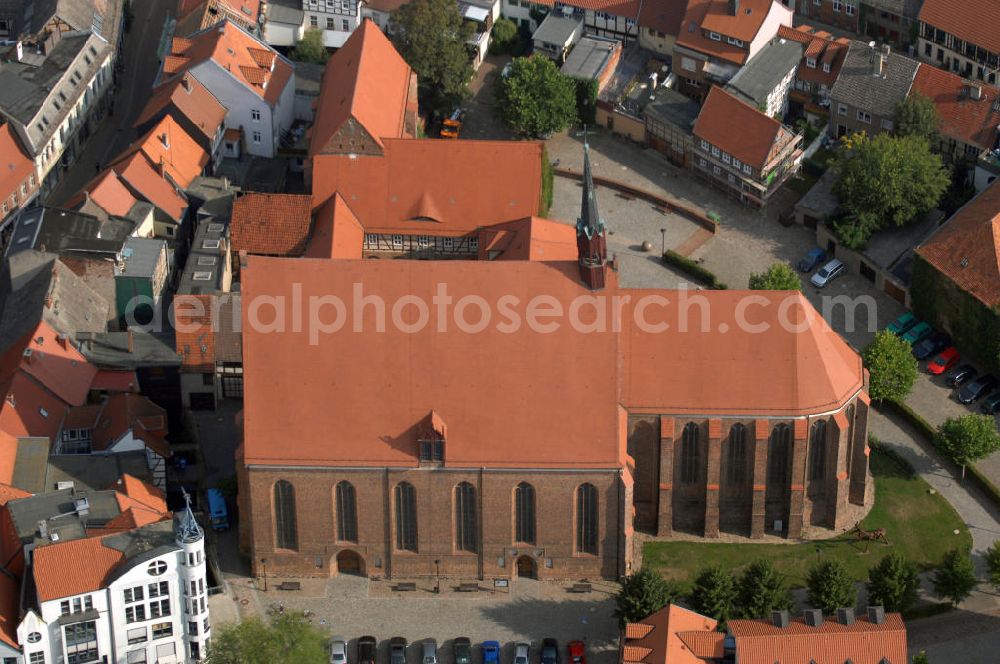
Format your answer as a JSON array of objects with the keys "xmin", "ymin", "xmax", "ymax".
[
  {"xmin": 845, "ymin": 403, "xmax": 856, "ymax": 480},
  {"xmin": 454, "ymin": 482, "xmax": 477, "ymax": 553},
  {"xmin": 394, "ymin": 482, "xmax": 417, "ymax": 551},
  {"xmin": 726, "ymin": 423, "xmax": 747, "ymax": 484},
  {"xmin": 768, "ymin": 424, "xmax": 791, "ymax": 488},
  {"xmin": 809, "ymin": 420, "xmax": 828, "ymax": 481},
  {"xmin": 576, "ymin": 483, "xmax": 598, "ymax": 554},
  {"xmin": 514, "ymin": 482, "xmax": 536, "ymax": 544},
  {"xmin": 335, "ymin": 481, "xmax": 358, "ymax": 543},
  {"xmin": 680, "ymin": 422, "xmax": 700, "ymax": 483},
  {"xmin": 273, "ymin": 480, "xmax": 297, "ymax": 550}
]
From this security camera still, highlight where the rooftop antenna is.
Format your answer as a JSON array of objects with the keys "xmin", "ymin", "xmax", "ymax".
[{"xmin": 177, "ymin": 488, "xmax": 204, "ymax": 543}]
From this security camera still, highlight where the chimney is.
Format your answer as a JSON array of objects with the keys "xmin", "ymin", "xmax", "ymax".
[
  {"xmin": 56, "ymin": 333, "xmax": 68, "ymax": 349},
  {"xmin": 836, "ymin": 608, "xmax": 855, "ymax": 625},
  {"xmin": 729, "ymin": 0, "xmax": 739, "ymax": 15},
  {"xmin": 159, "ymin": 133, "xmax": 169, "ymax": 149},
  {"xmin": 127, "ymin": 329, "xmax": 135, "ymax": 353},
  {"xmin": 867, "ymin": 606, "xmax": 886, "ymax": 625},
  {"xmin": 43, "ymin": 293, "xmax": 53, "ymax": 308},
  {"xmin": 5, "ymin": 394, "xmax": 14, "ymax": 407},
  {"xmin": 803, "ymin": 609, "xmax": 823, "ymax": 627},
  {"xmin": 181, "ymin": 74, "xmax": 192, "ymax": 92},
  {"xmin": 22, "ymin": 348, "xmax": 33, "ymax": 364},
  {"xmin": 37, "ymin": 520, "xmax": 47, "ymax": 539},
  {"xmin": 771, "ymin": 610, "xmax": 790, "ymax": 628}
]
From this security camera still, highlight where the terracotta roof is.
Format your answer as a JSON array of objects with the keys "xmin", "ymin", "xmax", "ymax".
[
  {"xmin": 693, "ymin": 86, "xmax": 794, "ymax": 170},
  {"xmin": 675, "ymin": 631, "xmax": 725, "ymax": 659},
  {"xmin": 305, "ymin": 194, "xmax": 364, "ymax": 259},
  {"xmin": 477, "ymin": 217, "xmax": 579, "ymax": 261},
  {"xmin": 535, "ymin": 0, "xmax": 640, "ymax": 15},
  {"xmin": 63, "ymin": 404, "xmax": 103, "ymax": 430},
  {"xmin": 621, "ymin": 604, "xmax": 719, "ymax": 664},
  {"xmin": 0, "ymin": 322, "xmax": 97, "ymax": 407},
  {"xmin": 910, "ymin": 64, "xmax": 1000, "ymax": 151},
  {"xmin": 91, "ymin": 394, "xmax": 171, "ymax": 459},
  {"xmin": 32, "ymin": 535, "xmax": 125, "ymax": 602},
  {"xmin": 164, "ymin": 19, "xmax": 293, "ymax": 106},
  {"xmin": 0, "ymin": 484, "xmax": 30, "ymax": 506},
  {"xmin": 311, "ymin": 139, "xmax": 543, "ymax": 234},
  {"xmin": 727, "ymin": 613, "xmax": 907, "ymax": 664},
  {"xmin": 639, "ymin": 0, "xmax": 687, "ymax": 36},
  {"xmin": 625, "ymin": 623, "xmax": 655, "ymax": 640},
  {"xmin": 919, "ymin": 0, "xmax": 1000, "ymax": 55},
  {"xmin": 76, "ymin": 169, "xmax": 140, "ymax": 218},
  {"xmin": 916, "ymin": 179, "xmax": 1000, "ymax": 307},
  {"xmin": 135, "ymin": 74, "xmax": 227, "ymax": 147},
  {"xmin": 111, "ymin": 474, "xmax": 170, "ymax": 527},
  {"xmin": 676, "ymin": 0, "xmax": 790, "ymax": 65},
  {"xmin": 777, "ymin": 24, "xmax": 849, "ymax": 86},
  {"xmin": 310, "ymin": 19, "xmax": 414, "ymax": 154},
  {"xmin": 174, "ymin": 294, "xmax": 216, "ymax": 372},
  {"xmin": 0, "ymin": 123, "xmax": 34, "ymax": 214},
  {"xmin": 109, "ymin": 153, "xmax": 188, "ymax": 222},
  {"xmin": 116, "ymin": 115, "xmax": 209, "ymax": 190},
  {"xmin": 231, "ymin": 192, "xmax": 314, "ymax": 256},
  {"xmin": 90, "ymin": 370, "xmax": 139, "ymax": 393}
]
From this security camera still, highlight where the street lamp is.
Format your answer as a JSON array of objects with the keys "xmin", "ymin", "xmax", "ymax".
[
  {"xmin": 660, "ymin": 228, "xmax": 667, "ymax": 255},
  {"xmin": 261, "ymin": 558, "xmax": 268, "ymax": 592},
  {"xmin": 435, "ymin": 559, "xmax": 441, "ymax": 594}
]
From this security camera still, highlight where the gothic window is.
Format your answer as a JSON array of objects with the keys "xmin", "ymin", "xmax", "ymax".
[
  {"xmin": 394, "ymin": 482, "xmax": 417, "ymax": 551},
  {"xmin": 514, "ymin": 482, "xmax": 536, "ymax": 544},
  {"xmin": 768, "ymin": 424, "xmax": 791, "ymax": 488},
  {"xmin": 273, "ymin": 480, "xmax": 297, "ymax": 550},
  {"xmin": 680, "ymin": 422, "xmax": 700, "ymax": 483},
  {"xmin": 576, "ymin": 484, "xmax": 598, "ymax": 554},
  {"xmin": 726, "ymin": 423, "xmax": 747, "ymax": 484},
  {"xmin": 845, "ymin": 404, "xmax": 856, "ymax": 480},
  {"xmin": 809, "ymin": 420, "xmax": 828, "ymax": 481},
  {"xmin": 335, "ymin": 481, "xmax": 358, "ymax": 543},
  {"xmin": 454, "ymin": 482, "xmax": 477, "ymax": 553}
]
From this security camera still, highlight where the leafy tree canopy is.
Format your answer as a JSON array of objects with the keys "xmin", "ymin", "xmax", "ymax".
[
  {"xmin": 932, "ymin": 548, "xmax": 977, "ymax": 606},
  {"xmin": 936, "ymin": 414, "xmax": 1000, "ymax": 474},
  {"xmin": 748, "ymin": 262, "xmax": 802, "ymax": 291},
  {"xmin": 805, "ymin": 559, "xmax": 857, "ymax": 615},
  {"xmin": 894, "ymin": 93, "xmax": 940, "ymax": 141},
  {"xmin": 688, "ymin": 566, "xmax": 737, "ymax": 622},
  {"xmin": 735, "ymin": 559, "xmax": 793, "ymax": 619},
  {"xmin": 291, "ymin": 28, "xmax": 328, "ymax": 64},
  {"xmin": 866, "ymin": 552, "xmax": 920, "ymax": 613},
  {"xmin": 495, "ymin": 55, "xmax": 577, "ymax": 138},
  {"xmin": 205, "ymin": 612, "xmax": 328, "ymax": 664},
  {"xmin": 614, "ymin": 567, "xmax": 684, "ymax": 628},
  {"xmin": 985, "ymin": 539, "xmax": 1000, "ymax": 592},
  {"xmin": 862, "ymin": 329, "xmax": 919, "ymax": 402}
]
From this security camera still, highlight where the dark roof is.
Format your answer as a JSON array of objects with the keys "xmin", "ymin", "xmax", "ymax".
[
  {"xmin": 116, "ymin": 238, "xmax": 166, "ymax": 279},
  {"xmin": 178, "ymin": 217, "xmax": 228, "ymax": 295},
  {"xmin": 6, "ymin": 206, "xmax": 131, "ymax": 258},
  {"xmin": 643, "ymin": 86, "xmax": 702, "ymax": 134},
  {"xmin": 6, "ymin": 487, "xmax": 124, "ymax": 546},
  {"xmin": 725, "ymin": 38, "xmax": 804, "ymax": 107},
  {"xmin": 830, "ymin": 41, "xmax": 919, "ymax": 118},
  {"xmin": 561, "ymin": 35, "xmax": 620, "ymax": 81},
  {"xmin": 44, "ymin": 450, "xmax": 152, "ymax": 493},
  {"xmin": 102, "ymin": 521, "xmax": 179, "ymax": 584},
  {"xmin": 11, "ymin": 436, "xmax": 50, "ymax": 494},
  {"xmin": 76, "ymin": 331, "xmax": 181, "ymax": 369}
]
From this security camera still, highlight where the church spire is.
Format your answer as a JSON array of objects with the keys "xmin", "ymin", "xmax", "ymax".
[{"xmin": 576, "ymin": 132, "xmax": 608, "ymax": 290}]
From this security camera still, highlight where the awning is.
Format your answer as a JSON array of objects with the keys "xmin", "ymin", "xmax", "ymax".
[{"xmin": 91, "ymin": 370, "xmax": 139, "ymax": 393}]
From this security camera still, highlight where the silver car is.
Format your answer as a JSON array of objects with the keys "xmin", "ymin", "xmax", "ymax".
[
  {"xmin": 514, "ymin": 643, "xmax": 530, "ymax": 664},
  {"xmin": 422, "ymin": 640, "xmax": 438, "ymax": 664},
  {"xmin": 810, "ymin": 258, "xmax": 845, "ymax": 288},
  {"xmin": 330, "ymin": 638, "xmax": 349, "ymax": 664}
]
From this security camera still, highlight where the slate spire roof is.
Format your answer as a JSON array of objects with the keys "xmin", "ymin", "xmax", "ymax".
[{"xmin": 577, "ymin": 138, "xmax": 605, "ymax": 240}]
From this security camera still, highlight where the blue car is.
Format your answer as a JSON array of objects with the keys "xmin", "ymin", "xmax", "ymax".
[
  {"xmin": 481, "ymin": 642, "xmax": 500, "ymax": 664},
  {"xmin": 797, "ymin": 247, "xmax": 827, "ymax": 272}
]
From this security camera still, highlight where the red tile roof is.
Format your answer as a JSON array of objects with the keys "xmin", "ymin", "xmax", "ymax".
[
  {"xmin": 74, "ymin": 169, "xmax": 140, "ymax": 217},
  {"xmin": 535, "ymin": 0, "xmax": 640, "ymax": 16},
  {"xmin": 910, "ymin": 64, "xmax": 1000, "ymax": 151},
  {"xmin": 135, "ymin": 74, "xmax": 227, "ymax": 147},
  {"xmin": 919, "ymin": 0, "xmax": 1000, "ymax": 56},
  {"xmin": 90, "ymin": 370, "xmax": 139, "ymax": 393},
  {"xmin": 32, "ymin": 535, "xmax": 125, "ymax": 602},
  {"xmin": 116, "ymin": 115, "xmax": 209, "ymax": 190},
  {"xmin": 0, "ymin": 322, "xmax": 98, "ymax": 407},
  {"xmin": 639, "ymin": 0, "xmax": 687, "ymax": 36},
  {"xmin": 477, "ymin": 217, "xmax": 578, "ymax": 261},
  {"xmin": 310, "ymin": 20, "xmax": 415, "ymax": 154},
  {"xmin": 91, "ymin": 393, "xmax": 171, "ymax": 459},
  {"xmin": 622, "ymin": 604, "xmax": 719, "ymax": 664},
  {"xmin": 174, "ymin": 294, "xmax": 217, "ymax": 372},
  {"xmin": 917, "ymin": 179, "xmax": 1000, "ymax": 307},
  {"xmin": 110, "ymin": 152, "xmax": 188, "ymax": 222},
  {"xmin": 693, "ymin": 86, "xmax": 795, "ymax": 170},
  {"xmin": 305, "ymin": 194, "xmax": 364, "ymax": 259},
  {"xmin": 231, "ymin": 192, "xmax": 314, "ymax": 256},
  {"xmin": 727, "ymin": 613, "xmax": 907, "ymax": 664},
  {"xmin": 676, "ymin": 0, "xmax": 791, "ymax": 65},
  {"xmin": 164, "ymin": 19, "xmax": 293, "ymax": 106},
  {"xmin": 311, "ymin": 139, "xmax": 543, "ymax": 234},
  {"xmin": 0, "ymin": 122, "xmax": 34, "ymax": 216},
  {"xmin": 777, "ymin": 24, "xmax": 849, "ymax": 86}
]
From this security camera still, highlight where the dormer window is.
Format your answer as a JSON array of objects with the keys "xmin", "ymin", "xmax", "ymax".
[
  {"xmin": 417, "ymin": 411, "xmax": 446, "ymax": 464},
  {"xmin": 726, "ymin": 37, "xmax": 743, "ymax": 47},
  {"xmin": 822, "ymin": 62, "xmax": 831, "ymax": 73},
  {"xmin": 806, "ymin": 57, "xmax": 817, "ymax": 68},
  {"xmin": 709, "ymin": 31, "xmax": 721, "ymax": 41}
]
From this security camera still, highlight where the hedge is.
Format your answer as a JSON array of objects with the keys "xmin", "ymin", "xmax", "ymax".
[
  {"xmin": 867, "ymin": 435, "xmax": 916, "ymax": 478},
  {"xmin": 661, "ymin": 250, "xmax": 727, "ymax": 289},
  {"xmin": 540, "ymin": 145, "xmax": 554, "ymax": 217}
]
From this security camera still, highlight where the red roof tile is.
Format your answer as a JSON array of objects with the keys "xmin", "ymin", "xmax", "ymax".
[
  {"xmin": 919, "ymin": 0, "xmax": 1000, "ymax": 56},
  {"xmin": 90, "ymin": 370, "xmax": 139, "ymax": 393},
  {"xmin": 110, "ymin": 152, "xmax": 188, "ymax": 222},
  {"xmin": 79, "ymin": 169, "xmax": 140, "ymax": 217},
  {"xmin": 639, "ymin": 0, "xmax": 687, "ymax": 36},
  {"xmin": 693, "ymin": 86, "xmax": 795, "ymax": 170},
  {"xmin": 622, "ymin": 605, "xmax": 719, "ymax": 664},
  {"xmin": 727, "ymin": 613, "xmax": 907, "ymax": 664},
  {"xmin": 32, "ymin": 536, "xmax": 125, "ymax": 602},
  {"xmin": 676, "ymin": 0, "xmax": 791, "ymax": 65},
  {"xmin": 91, "ymin": 393, "xmax": 170, "ymax": 458},
  {"xmin": 910, "ymin": 64, "xmax": 1000, "ymax": 151},
  {"xmin": 305, "ymin": 194, "xmax": 364, "ymax": 259},
  {"xmin": 135, "ymin": 74, "xmax": 227, "ymax": 147},
  {"xmin": 231, "ymin": 192, "xmax": 314, "ymax": 256},
  {"xmin": 116, "ymin": 115, "xmax": 209, "ymax": 190},
  {"xmin": 477, "ymin": 217, "xmax": 578, "ymax": 261},
  {"xmin": 0, "ymin": 123, "xmax": 34, "ymax": 215},
  {"xmin": 174, "ymin": 294, "xmax": 216, "ymax": 372}
]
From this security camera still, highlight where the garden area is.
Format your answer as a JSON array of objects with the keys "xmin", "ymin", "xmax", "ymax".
[{"xmin": 642, "ymin": 447, "xmax": 971, "ymax": 589}]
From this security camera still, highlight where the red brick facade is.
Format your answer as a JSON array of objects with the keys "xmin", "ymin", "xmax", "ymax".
[{"xmin": 796, "ymin": 0, "xmax": 860, "ymax": 33}]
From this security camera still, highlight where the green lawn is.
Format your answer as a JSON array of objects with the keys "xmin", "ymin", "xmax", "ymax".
[{"xmin": 642, "ymin": 449, "xmax": 971, "ymax": 589}]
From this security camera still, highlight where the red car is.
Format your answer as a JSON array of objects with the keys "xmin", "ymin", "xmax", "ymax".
[
  {"xmin": 567, "ymin": 641, "xmax": 586, "ymax": 664},
  {"xmin": 928, "ymin": 347, "xmax": 960, "ymax": 375}
]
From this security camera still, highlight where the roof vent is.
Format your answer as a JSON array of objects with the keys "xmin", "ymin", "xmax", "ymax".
[
  {"xmin": 56, "ymin": 481, "xmax": 74, "ymax": 490},
  {"xmin": 22, "ymin": 348, "xmax": 33, "ymax": 362},
  {"xmin": 836, "ymin": 608, "xmax": 855, "ymax": 625},
  {"xmin": 961, "ymin": 257, "xmax": 969, "ymax": 267},
  {"xmin": 771, "ymin": 610, "xmax": 790, "ymax": 628},
  {"xmin": 74, "ymin": 497, "xmax": 90, "ymax": 516},
  {"xmin": 37, "ymin": 520, "xmax": 47, "ymax": 539},
  {"xmin": 803, "ymin": 609, "xmax": 823, "ymax": 627},
  {"xmin": 867, "ymin": 606, "xmax": 886, "ymax": 624}
]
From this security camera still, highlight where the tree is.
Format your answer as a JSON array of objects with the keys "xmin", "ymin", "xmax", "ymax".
[
  {"xmin": 614, "ymin": 567, "xmax": 684, "ymax": 627},
  {"xmin": 985, "ymin": 539, "xmax": 1000, "ymax": 591},
  {"xmin": 688, "ymin": 566, "xmax": 737, "ymax": 622},
  {"xmin": 912, "ymin": 652, "xmax": 930, "ymax": 664},
  {"xmin": 832, "ymin": 133, "xmax": 949, "ymax": 248},
  {"xmin": 391, "ymin": 0, "xmax": 473, "ymax": 115},
  {"xmin": 935, "ymin": 414, "xmax": 1000, "ymax": 478},
  {"xmin": 205, "ymin": 611, "xmax": 328, "ymax": 664},
  {"xmin": 495, "ymin": 56, "xmax": 577, "ymax": 138},
  {"xmin": 862, "ymin": 330, "xmax": 919, "ymax": 402},
  {"xmin": 866, "ymin": 553, "xmax": 920, "ymax": 612},
  {"xmin": 748, "ymin": 262, "xmax": 802, "ymax": 291},
  {"xmin": 291, "ymin": 28, "xmax": 328, "ymax": 64},
  {"xmin": 894, "ymin": 93, "xmax": 940, "ymax": 141},
  {"xmin": 932, "ymin": 548, "xmax": 977, "ymax": 606},
  {"xmin": 489, "ymin": 17, "xmax": 519, "ymax": 54},
  {"xmin": 805, "ymin": 559, "xmax": 857, "ymax": 615},
  {"xmin": 735, "ymin": 559, "xmax": 793, "ymax": 619}
]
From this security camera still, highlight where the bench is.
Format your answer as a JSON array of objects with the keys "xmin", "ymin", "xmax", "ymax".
[
  {"xmin": 615, "ymin": 192, "xmax": 635, "ymax": 201},
  {"xmin": 457, "ymin": 582, "xmax": 480, "ymax": 593},
  {"xmin": 276, "ymin": 581, "xmax": 301, "ymax": 591},
  {"xmin": 394, "ymin": 582, "xmax": 417, "ymax": 592},
  {"xmin": 570, "ymin": 582, "xmax": 592, "ymax": 593}
]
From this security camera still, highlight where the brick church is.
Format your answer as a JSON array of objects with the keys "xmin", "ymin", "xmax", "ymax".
[{"xmin": 234, "ymin": 21, "xmax": 871, "ymax": 581}]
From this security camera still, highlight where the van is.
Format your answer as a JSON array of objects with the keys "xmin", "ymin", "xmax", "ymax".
[{"xmin": 207, "ymin": 488, "xmax": 229, "ymax": 531}]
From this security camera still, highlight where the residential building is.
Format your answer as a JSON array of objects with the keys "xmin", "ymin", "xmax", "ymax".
[
  {"xmin": 692, "ymin": 86, "xmax": 803, "ymax": 206},
  {"xmin": 596, "ymin": 47, "xmax": 671, "ymax": 143},
  {"xmin": 176, "ymin": 0, "xmax": 263, "ymax": 37},
  {"xmin": 231, "ymin": 192, "xmax": 314, "ymax": 257},
  {"xmin": 160, "ymin": 20, "xmax": 296, "ymax": 159},
  {"xmin": 300, "ymin": 0, "xmax": 363, "ymax": 48},
  {"xmin": 918, "ymin": 0, "xmax": 1000, "ymax": 87},
  {"xmin": 777, "ymin": 24, "xmax": 849, "ymax": 119},
  {"xmin": 619, "ymin": 604, "xmax": 907, "ymax": 664},
  {"xmin": 860, "ymin": 0, "xmax": 923, "ymax": 47},
  {"xmin": 0, "ymin": 0, "xmax": 125, "ymax": 52},
  {"xmin": 794, "ymin": 0, "xmax": 860, "ymax": 34},
  {"xmin": 673, "ymin": 0, "xmax": 794, "ymax": 100},
  {"xmin": 77, "ymin": 330, "xmax": 184, "ymax": 410},
  {"xmin": 637, "ymin": 0, "xmax": 686, "ymax": 57},
  {"xmin": 828, "ymin": 40, "xmax": 919, "ymax": 138},
  {"xmin": 533, "ymin": 14, "xmax": 585, "ymax": 62},
  {"xmin": 561, "ymin": 35, "xmax": 624, "ymax": 91},
  {"xmin": 0, "ymin": 122, "xmax": 39, "ymax": 231},
  {"xmin": 502, "ymin": 0, "xmax": 640, "ymax": 44},
  {"xmin": 913, "ymin": 179, "xmax": 1000, "ymax": 373},
  {"xmin": 644, "ymin": 86, "xmax": 703, "ymax": 167},
  {"xmin": 724, "ymin": 36, "xmax": 803, "ymax": 117},
  {"xmin": 114, "ymin": 237, "xmax": 170, "ymax": 329},
  {"xmin": 264, "ymin": 0, "xmax": 305, "ymax": 46}
]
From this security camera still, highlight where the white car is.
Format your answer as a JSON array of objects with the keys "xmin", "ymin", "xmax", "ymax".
[
  {"xmin": 810, "ymin": 258, "xmax": 845, "ymax": 288},
  {"xmin": 330, "ymin": 638, "xmax": 348, "ymax": 664}
]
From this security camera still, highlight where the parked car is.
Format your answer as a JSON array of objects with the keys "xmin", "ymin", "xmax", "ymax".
[
  {"xmin": 981, "ymin": 392, "xmax": 1000, "ymax": 414},
  {"xmin": 945, "ymin": 363, "xmax": 978, "ymax": 387},
  {"xmin": 453, "ymin": 638, "xmax": 472, "ymax": 664},
  {"xmin": 423, "ymin": 641, "xmax": 438, "ymax": 664},
  {"xmin": 958, "ymin": 374, "xmax": 999, "ymax": 403},
  {"xmin": 913, "ymin": 331, "xmax": 952, "ymax": 360},
  {"xmin": 810, "ymin": 259, "xmax": 845, "ymax": 288},
  {"xmin": 330, "ymin": 638, "xmax": 349, "ymax": 664},
  {"xmin": 901, "ymin": 321, "xmax": 933, "ymax": 345},
  {"xmin": 514, "ymin": 643, "xmax": 530, "ymax": 664},
  {"xmin": 567, "ymin": 641, "xmax": 586, "ymax": 664},
  {"xmin": 390, "ymin": 638, "xmax": 408, "ymax": 664},
  {"xmin": 886, "ymin": 312, "xmax": 918, "ymax": 336},
  {"xmin": 540, "ymin": 639, "xmax": 558, "ymax": 664},
  {"xmin": 358, "ymin": 636, "xmax": 377, "ymax": 664},
  {"xmin": 927, "ymin": 347, "xmax": 961, "ymax": 375},
  {"xmin": 797, "ymin": 247, "xmax": 827, "ymax": 272},
  {"xmin": 482, "ymin": 642, "xmax": 500, "ymax": 664}
]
